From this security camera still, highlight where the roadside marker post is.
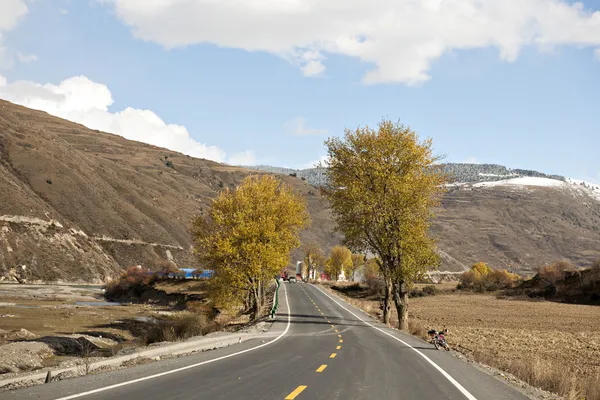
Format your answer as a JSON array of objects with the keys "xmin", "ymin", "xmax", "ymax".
[{"xmin": 270, "ymin": 277, "xmax": 281, "ymax": 319}]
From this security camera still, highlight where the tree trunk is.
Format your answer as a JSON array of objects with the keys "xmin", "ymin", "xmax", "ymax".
[
  {"xmin": 382, "ymin": 277, "xmax": 393, "ymax": 326},
  {"xmin": 392, "ymin": 280, "xmax": 409, "ymax": 331}
]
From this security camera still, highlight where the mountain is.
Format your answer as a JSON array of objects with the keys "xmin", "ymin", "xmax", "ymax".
[
  {"xmin": 248, "ymin": 163, "xmax": 567, "ymax": 187},
  {"xmin": 0, "ymin": 100, "xmax": 341, "ymax": 283},
  {"xmin": 1, "ymin": 100, "xmax": 599, "ymax": 282},
  {"xmin": 249, "ymin": 164, "xmax": 600, "ymax": 276}
]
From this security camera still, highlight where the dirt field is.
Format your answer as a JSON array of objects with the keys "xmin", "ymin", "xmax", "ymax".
[
  {"xmin": 0, "ymin": 284, "xmax": 161, "ymax": 341},
  {"xmin": 410, "ymin": 293, "xmax": 600, "ymax": 378},
  {"xmin": 0, "ymin": 284, "xmax": 171, "ymax": 375},
  {"xmin": 324, "ymin": 282, "xmax": 600, "ymax": 399}
]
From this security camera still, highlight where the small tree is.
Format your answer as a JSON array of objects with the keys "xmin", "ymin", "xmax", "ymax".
[
  {"xmin": 302, "ymin": 242, "xmax": 325, "ymax": 280},
  {"xmin": 193, "ymin": 175, "xmax": 310, "ymax": 319},
  {"xmin": 363, "ymin": 257, "xmax": 381, "ymax": 282},
  {"xmin": 323, "ymin": 119, "xmax": 446, "ymax": 329},
  {"xmin": 348, "ymin": 253, "xmax": 366, "ymax": 282},
  {"xmin": 325, "ymin": 246, "xmax": 352, "ymax": 281}
]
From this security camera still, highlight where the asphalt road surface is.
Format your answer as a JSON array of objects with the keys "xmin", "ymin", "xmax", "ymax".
[{"xmin": 3, "ymin": 283, "xmax": 530, "ymax": 400}]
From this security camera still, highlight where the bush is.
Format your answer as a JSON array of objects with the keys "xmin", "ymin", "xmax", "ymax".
[
  {"xmin": 421, "ymin": 285, "xmax": 438, "ymax": 296},
  {"xmin": 143, "ymin": 313, "xmax": 209, "ymax": 344},
  {"xmin": 538, "ymin": 260, "xmax": 575, "ymax": 286},
  {"xmin": 104, "ymin": 266, "xmax": 155, "ymax": 300},
  {"xmin": 407, "ymin": 319, "xmax": 427, "ymax": 339},
  {"xmin": 459, "ymin": 262, "xmax": 519, "ymax": 291}
]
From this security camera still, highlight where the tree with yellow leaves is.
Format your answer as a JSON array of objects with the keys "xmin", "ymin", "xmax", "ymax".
[
  {"xmin": 193, "ymin": 175, "xmax": 310, "ymax": 319},
  {"xmin": 322, "ymin": 119, "xmax": 446, "ymax": 329},
  {"xmin": 348, "ymin": 253, "xmax": 366, "ymax": 282},
  {"xmin": 325, "ymin": 245, "xmax": 352, "ymax": 281},
  {"xmin": 302, "ymin": 242, "xmax": 325, "ymax": 280}
]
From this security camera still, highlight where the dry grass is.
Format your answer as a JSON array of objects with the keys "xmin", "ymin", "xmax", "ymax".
[
  {"xmin": 142, "ymin": 312, "xmax": 211, "ymax": 345},
  {"xmin": 322, "ymin": 283, "xmax": 600, "ymax": 399},
  {"xmin": 413, "ymin": 294, "xmax": 600, "ymax": 399}
]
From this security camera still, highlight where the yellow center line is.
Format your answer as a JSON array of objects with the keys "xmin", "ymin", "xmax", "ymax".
[
  {"xmin": 330, "ymin": 353, "xmax": 337, "ymax": 358},
  {"xmin": 316, "ymin": 365, "xmax": 327, "ymax": 373},
  {"xmin": 334, "ymin": 329, "xmax": 339, "ymax": 333},
  {"xmin": 339, "ymin": 339, "xmax": 343, "ymax": 343},
  {"xmin": 338, "ymin": 334, "xmax": 342, "ymax": 338},
  {"xmin": 285, "ymin": 385, "xmax": 308, "ymax": 399},
  {"xmin": 327, "ymin": 320, "xmax": 331, "ymax": 323},
  {"xmin": 336, "ymin": 346, "xmax": 341, "ymax": 350},
  {"xmin": 330, "ymin": 325, "xmax": 335, "ymax": 328}
]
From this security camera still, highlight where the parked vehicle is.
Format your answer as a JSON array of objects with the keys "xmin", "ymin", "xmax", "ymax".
[{"xmin": 428, "ymin": 329, "xmax": 450, "ymax": 351}]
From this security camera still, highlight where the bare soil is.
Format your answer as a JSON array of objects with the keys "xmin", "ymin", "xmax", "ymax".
[
  {"xmin": 409, "ymin": 293, "xmax": 600, "ymax": 378},
  {"xmin": 324, "ymin": 282, "xmax": 600, "ymax": 398},
  {"xmin": 0, "ymin": 283, "xmax": 175, "ymax": 374}
]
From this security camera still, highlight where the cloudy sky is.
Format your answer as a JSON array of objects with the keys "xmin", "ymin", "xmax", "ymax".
[{"xmin": 0, "ymin": 0, "xmax": 599, "ymax": 182}]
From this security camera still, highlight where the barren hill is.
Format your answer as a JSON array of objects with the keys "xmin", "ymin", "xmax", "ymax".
[
  {"xmin": 0, "ymin": 100, "xmax": 340, "ymax": 282},
  {"xmin": 1, "ymin": 100, "xmax": 599, "ymax": 282},
  {"xmin": 435, "ymin": 180, "xmax": 600, "ymax": 275}
]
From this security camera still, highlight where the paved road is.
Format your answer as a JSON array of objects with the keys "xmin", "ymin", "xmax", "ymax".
[{"xmin": 3, "ymin": 283, "xmax": 529, "ymax": 400}]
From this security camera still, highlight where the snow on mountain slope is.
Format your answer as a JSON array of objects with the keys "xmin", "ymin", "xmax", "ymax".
[
  {"xmin": 567, "ymin": 178, "xmax": 600, "ymax": 201},
  {"xmin": 473, "ymin": 177, "xmax": 567, "ymax": 188},
  {"xmin": 470, "ymin": 176, "xmax": 600, "ymax": 202}
]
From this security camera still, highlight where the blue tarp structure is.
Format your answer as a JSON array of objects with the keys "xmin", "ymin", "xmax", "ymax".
[{"xmin": 180, "ymin": 268, "xmax": 214, "ymax": 279}]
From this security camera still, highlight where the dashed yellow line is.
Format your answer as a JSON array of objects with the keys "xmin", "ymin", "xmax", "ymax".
[
  {"xmin": 339, "ymin": 339, "xmax": 343, "ymax": 343},
  {"xmin": 330, "ymin": 324, "xmax": 335, "ymax": 328},
  {"xmin": 338, "ymin": 334, "xmax": 342, "ymax": 338},
  {"xmin": 334, "ymin": 329, "xmax": 338, "ymax": 333},
  {"xmin": 285, "ymin": 385, "xmax": 308, "ymax": 399},
  {"xmin": 316, "ymin": 365, "xmax": 327, "ymax": 373},
  {"xmin": 330, "ymin": 353, "xmax": 337, "ymax": 359},
  {"xmin": 336, "ymin": 346, "xmax": 341, "ymax": 350}
]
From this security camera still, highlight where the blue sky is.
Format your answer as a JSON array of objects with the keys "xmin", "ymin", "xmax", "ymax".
[{"xmin": 0, "ymin": 0, "xmax": 599, "ymax": 183}]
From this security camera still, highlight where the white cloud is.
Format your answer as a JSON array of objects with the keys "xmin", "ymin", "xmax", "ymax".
[
  {"xmin": 60, "ymin": 9, "xmax": 69, "ymax": 15},
  {"xmin": 285, "ymin": 117, "xmax": 328, "ymax": 136},
  {"xmin": 0, "ymin": 74, "xmax": 253, "ymax": 163},
  {"xmin": 0, "ymin": 0, "xmax": 28, "ymax": 68},
  {"xmin": 301, "ymin": 60, "xmax": 325, "ymax": 77},
  {"xmin": 227, "ymin": 150, "xmax": 257, "ymax": 166},
  {"xmin": 105, "ymin": 0, "xmax": 600, "ymax": 85},
  {"xmin": 463, "ymin": 156, "xmax": 480, "ymax": 164},
  {"xmin": 16, "ymin": 52, "xmax": 37, "ymax": 63}
]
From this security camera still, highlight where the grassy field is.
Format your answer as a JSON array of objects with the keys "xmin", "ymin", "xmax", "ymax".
[{"xmin": 324, "ymin": 282, "xmax": 600, "ymax": 399}]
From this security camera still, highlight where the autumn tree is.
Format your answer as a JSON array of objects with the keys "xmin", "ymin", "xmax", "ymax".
[
  {"xmin": 322, "ymin": 119, "xmax": 446, "ymax": 329},
  {"xmin": 348, "ymin": 253, "xmax": 366, "ymax": 281},
  {"xmin": 193, "ymin": 175, "xmax": 310, "ymax": 319},
  {"xmin": 363, "ymin": 257, "xmax": 381, "ymax": 282},
  {"xmin": 325, "ymin": 245, "xmax": 352, "ymax": 280},
  {"xmin": 302, "ymin": 242, "xmax": 325, "ymax": 280}
]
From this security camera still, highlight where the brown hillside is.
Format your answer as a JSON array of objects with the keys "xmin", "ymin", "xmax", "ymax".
[
  {"xmin": 1, "ymin": 100, "xmax": 599, "ymax": 282},
  {"xmin": 434, "ymin": 184, "xmax": 600, "ymax": 275},
  {"xmin": 0, "ymin": 100, "xmax": 341, "ymax": 282}
]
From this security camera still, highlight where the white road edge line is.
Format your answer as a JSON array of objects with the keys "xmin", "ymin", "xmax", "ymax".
[
  {"xmin": 54, "ymin": 283, "xmax": 292, "ymax": 400},
  {"xmin": 313, "ymin": 285, "xmax": 478, "ymax": 400}
]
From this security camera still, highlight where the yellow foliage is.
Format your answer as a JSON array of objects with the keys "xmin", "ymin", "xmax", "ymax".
[
  {"xmin": 325, "ymin": 246, "xmax": 353, "ymax": 280},
  {"xmin": 471, "ymin": 262, "xmax": 492, "ymax": 277},
  {"xmin": 459, "ymin": 262, "xmax": 520, "ymax": 290},
  {"xmin": 193, "ymin": 175, "xmax": 310, "ymax": 316},
  {"xmin": 322, "ymin": 119, "xmax": 447, "ymax": 328},
  {"xmin": 363, "ymin": 257, "xmax": 381, "ymax": 281},
  {"xmin": 302, "ymin": 242, "xmax": 325, "ymax": 278},
  {"xmin": 347, "ymin": 253, "xmax": 366, "ymax": 281}
]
